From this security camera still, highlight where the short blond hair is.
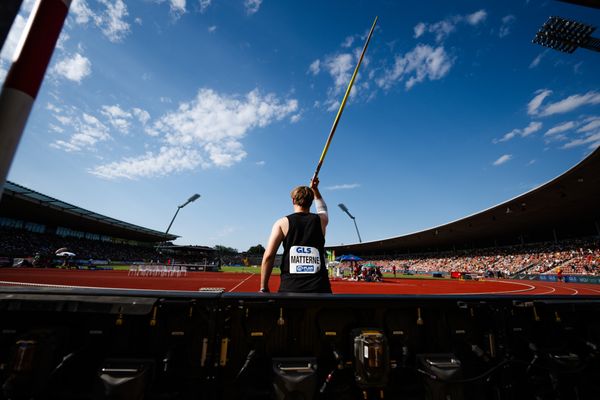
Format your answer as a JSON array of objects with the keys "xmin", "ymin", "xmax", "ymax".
[{"xmin": 290, "ymin": 186, "xmax": 314, "ymax": 208}]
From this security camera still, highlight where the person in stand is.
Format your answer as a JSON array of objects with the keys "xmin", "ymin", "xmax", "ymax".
[{"xmin": 260, "ymin": 177, "xmax": 331, "ymax": 294}]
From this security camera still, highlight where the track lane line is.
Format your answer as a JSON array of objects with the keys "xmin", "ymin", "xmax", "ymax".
[
  {"xmin": 584, "ymin": 287, "xmax": 600, "ymax": 294},
  {"xmin": 535, "ymin": 285, "xmax": 556, "ymax": 295},
  {"xmin": 0, "ymin": 280, "xmax": 199, "ymax": 293},
  {"xmin": 439, "ymin": 279, "xmax": 536, "ymax": 295},
  {"xmin": 227, "ymin": 273, "xmax": 256, "ymax": 293}
]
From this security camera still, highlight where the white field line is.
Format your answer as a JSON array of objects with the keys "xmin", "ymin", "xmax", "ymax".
[
  {"xmin": 0, "ymin": 280, "xmax": 193, "ymax": 293},
  {"xmin": 433, "ymin": 279, "xmax": 536, "ymax": 295},
  {"xmin": 227, "ymin": 273, "xmax": 256, "ymax": 293},
  {"xmin": 583, "ymin": 286, "xmax": 600, "ymax": 294},
  {"xmin": 535, "ymin": 285, "xmax": 556, "ymax": 295}
]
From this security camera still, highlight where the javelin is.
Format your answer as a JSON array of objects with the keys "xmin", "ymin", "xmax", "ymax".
[{"xmin": 312, "ymin": 16, "xmax": 378, "ymax": 182}]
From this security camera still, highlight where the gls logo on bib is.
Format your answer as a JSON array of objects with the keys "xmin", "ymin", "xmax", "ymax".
[{"xmin": 289, "ymin": 246, "xmax": 320, "ymax": 274}]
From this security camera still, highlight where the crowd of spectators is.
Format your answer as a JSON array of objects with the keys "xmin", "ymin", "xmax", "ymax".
[
  {"xmin": 2, "ymin": 227, "xmax": 599, "ymax": 276},
  {"xmin": 361, "ymin": 239, "xmax": 600, "ymax": 277},
  {"xmin": 0, "ymin": 228, "xmax": 158, "ymax": 264}
]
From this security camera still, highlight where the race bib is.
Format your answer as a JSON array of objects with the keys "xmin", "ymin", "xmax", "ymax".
[{"xmin": 289, "ymin": 246, "xmax": 321, "ymax": 274}]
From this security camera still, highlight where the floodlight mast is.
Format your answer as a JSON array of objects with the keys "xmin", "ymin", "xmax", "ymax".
[
  {"xmin": 533, "ymin": 16, "xmax": 600, "ymax": 53},
  {"xmin": 338, "ymin": 203, "xmax": 362, "ymax": 243},
  {"xmin": 166, "ymin": 193, "xmax": 201, "ymax": 235}
]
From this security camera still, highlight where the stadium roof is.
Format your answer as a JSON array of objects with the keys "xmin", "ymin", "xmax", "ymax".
[
  {"xmin": 0, "ymin": 181, "xmax": 178, "ymax": 243},
  {"xmin": 158, "ymin": 244, "xmax": 216, "ymax": 253},
  {"xmin": 329, "ymin": 147, "xmax": 600, "ymax": 256}
]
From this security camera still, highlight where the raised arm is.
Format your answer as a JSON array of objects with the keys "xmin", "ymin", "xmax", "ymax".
[{"xmin": 311, "ymin": 177, "xmax": 328, "ymax": 235}]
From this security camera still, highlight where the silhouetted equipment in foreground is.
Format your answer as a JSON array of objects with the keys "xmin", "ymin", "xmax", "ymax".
[{"xmin": 1, "ymin": 287, "xmax": 600, "ymax": 399}]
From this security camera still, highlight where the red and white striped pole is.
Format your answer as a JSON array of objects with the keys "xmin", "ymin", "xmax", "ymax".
[{"xmin": 0, "ymin": 0, "xmax": 71, "ymax": 199}]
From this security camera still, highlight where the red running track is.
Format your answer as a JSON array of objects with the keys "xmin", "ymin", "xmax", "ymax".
[{"xmin": 1, "ymin": 268, "xmax": 600, "ymax": 295}]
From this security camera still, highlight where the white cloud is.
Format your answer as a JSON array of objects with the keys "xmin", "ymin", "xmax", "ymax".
[
  {"xmin": 417, "ymin": 19, "xmax": 456, "ymax": 43},
  {"xmin": 49, "ymin": 103, "xmax": 152, "ymax": 152},
  {"xmin": 71, "ymin": 0, "xmax": 94, "ymax": 24},
  {"xmin": 132, "ymin": 108, "xmax": 151, "ymax": 125},
  {"xmin": 89, "ymin": 88, "xmax": 299, "ymax": 179},
  {"xmin": 97, "ymin": 105, "xmax": 151, "ymax": 133},
  {"xmin": 56, "ymin": 32, "xmax": 70, "ymax": 50},
  {"xmin": 495, "ymin": 121, "xmax": 542, "ymax": 143},
  {"xmin": 562, "ymin": 132, "xmax": 600, "ymax": 150},
  {"xmin": 55, "ymin": 115, "xmax": 73, "ymax": 126},
  {"xmin": 324, "ymin": 53, "xmax": 354, "ymax": 93},
  {"xmin": 89, "ymin": 146, "xmax": 203, "ymax": 179},
  {"xmin": 413, "ymin": 22, "xmax": 426, "ymax": 38},
  {"xmin": 529, "ymin": 51, "xmax": 546, "ymax": 69},
  {"xmin": 49, "ymin": 124, "xmax": 65, "ymax": 133},
  {"xmin": 204, "ymin": 140, "xmax": 247, "ymax": 166},
  {"xmin": 158, "ymin": 89, "xmax": 297, "ymax": 148},
  {"xmin": 50, "ymin": 112, "xmax": 111, "ymax": 152},
  {"xmin": 70, "ymin": 0, "xmax": 131, "ymax": 42},
  {"xmin": 325, "ymin": 183, "xmax": 361, "ymax": 190},
  {"xmin": 522, "ymin": 121, "xmax": 543, "ymax": 137},
  {"xmin": 244, "ymin": 0, "xmax": 262, "ymax": 15},
  {"xmin": 101, "ymin": 104, "xmax": 132, "ymax": 133},
  {"xmin": 208, "ymin": 25, "xmax": 217, "ymax": 33},
  {"xmin": 290, "ymin": 113, "xmax": 301, "ymax": 123},
  {"xmin": 52, "ymin": 53, "xmax": 92, "ymax": 83},
  {"xmin": 20, "ymin": 0, "xmax": 36, "ymax": 13},
  {"xmin": 493, "ymin": 154, "xmax": 512, "ymax": 166},
  {"xmin": 255, "ymin": 160, "xmax": 266, "ymax": 166},
  {"xmin": 413, "ymin": 10, "xmax": 486, "ymax": 43},
  {"xmin": 377, "ymin": 44, "xmax": 453, "ymax": 90},
  {"xmin": 308, "ymin": 59, "xmax": 320, "ymax": 75},
  {"xmin": 540, "ymin": 91, "xmax": 600, "ymax": 117},
  {"xmin": 545, "ymin": 121, "xmax": 576, "ymax": 136},
  {"xmin": 199, "ymin": 0, "xmax": 212, "ymax": 13},
  {"xmin": 527, "ymin": 89, "xmax": 552, "ymax": 115},
  {"xmin": 96, "ymin": 0, "xmax": 131, "ymax": 42},
  {"xmin": 466, "ymin": 10, "xmax": 487, "ymax": 25},
  {"xmin": 317, "ymin": 51, "xmax": 370, "ymax": 110},
  {"xmin": 169, "ymin": 0, "xmax": 186, "ymax": 16},
  {"xmin": 0, "ymin": 14, "xmax": 26, "ymax": 62},
  {"xmin": 577, "ymin": 117, "xmax": 600, "ymax": 133},
  {"xmin": 341, "ymin": 36, "xmax": 354, "ymax": 48},
  {"xmin": 499, "ymin": 15, "xmax": 515, "ymax": 38}
]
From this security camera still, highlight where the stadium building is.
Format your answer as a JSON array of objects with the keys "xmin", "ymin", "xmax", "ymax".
[
  {"xmin": 0, "ymin": 181, "xmax": 217, "ymax": 267},
  {"xmin": 329, "ymin": 146, "xmax": 600, "ymax": 255}
]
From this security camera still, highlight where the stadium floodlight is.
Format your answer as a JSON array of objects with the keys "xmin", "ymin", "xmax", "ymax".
[
  {"xmin": 532, "ymin": 16, "xmax": 600, "ymax": 54},
  {"xmin": 338, "ymin": 203, "xmax": 362, "ymax": 243},
  {"xmin": 165, "ymin": 193, "xmax": 201, "ymax": 234}
]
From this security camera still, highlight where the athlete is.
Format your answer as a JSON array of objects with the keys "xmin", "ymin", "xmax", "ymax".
[{"xmin": 259, "ymin": 177, "xmax": 331, "ymax": 293}]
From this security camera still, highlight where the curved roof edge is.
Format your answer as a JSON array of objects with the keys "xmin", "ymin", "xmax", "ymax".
[
  {"xmin": 328, "ymin": 147, "xmax": 600, "ymax": 255},
  {"xmin": 1, "ymin": 181, "xmax": 178, "ymax": 243}
]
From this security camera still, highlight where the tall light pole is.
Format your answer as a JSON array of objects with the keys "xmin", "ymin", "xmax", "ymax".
[
  {"xmin": 338, "ymin": 203, "xmax": 362, "ymax": 243},
  {"xmin": 166, "ymin": 193, "xmax": 201, "ymax": 235}
]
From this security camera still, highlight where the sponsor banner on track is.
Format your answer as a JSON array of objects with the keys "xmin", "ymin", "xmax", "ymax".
[{"xmin": 520, "ymin": 274, "xmax": 600, "ymax": 284}]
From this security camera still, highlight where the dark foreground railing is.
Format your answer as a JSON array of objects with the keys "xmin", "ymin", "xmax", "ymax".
[{"xmin": 0, "ymin": 287, "xmax": 599, "ymax": 399}]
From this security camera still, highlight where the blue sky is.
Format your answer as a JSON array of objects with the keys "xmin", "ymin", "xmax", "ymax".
[{"xmin": 1, "ymin": 0, "xmax": 600, "ymax": 252}]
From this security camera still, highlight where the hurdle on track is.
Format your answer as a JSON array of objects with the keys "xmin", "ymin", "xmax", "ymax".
[{"xmin": 128, "ymin": 264, "xmax": 188, "ymax": 278}]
